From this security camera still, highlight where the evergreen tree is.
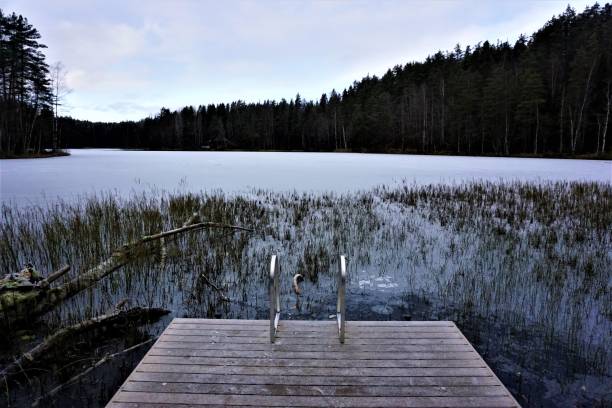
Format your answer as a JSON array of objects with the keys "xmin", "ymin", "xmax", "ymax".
[{"xmin": 0, "ymin": 10, "xmax": 53, "ymax": 156}]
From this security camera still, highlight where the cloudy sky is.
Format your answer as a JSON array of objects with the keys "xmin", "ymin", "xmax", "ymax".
[{"xmin": 4, "ymin": 0, "xmax": 593, "ymax": 122}]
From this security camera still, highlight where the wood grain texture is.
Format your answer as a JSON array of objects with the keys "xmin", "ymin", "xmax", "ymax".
[{"xmin": 106, "ymin": 319, "xmax": 521, "ymax": 407}]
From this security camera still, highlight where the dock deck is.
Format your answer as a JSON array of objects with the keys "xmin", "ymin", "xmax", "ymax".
[{"xmin": 107, "ymin": 318, "xmax": 520, "ymax": 407}]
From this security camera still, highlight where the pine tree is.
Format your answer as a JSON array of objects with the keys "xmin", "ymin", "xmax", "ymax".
[{"xmin": 0, "ymin": 10, "xmax": 52, "ymax": 156}]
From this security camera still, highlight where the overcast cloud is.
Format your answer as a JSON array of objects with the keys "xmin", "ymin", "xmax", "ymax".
[{"xmin": 2, "ymin": 0, "xmax": 594, "ymax": 122}]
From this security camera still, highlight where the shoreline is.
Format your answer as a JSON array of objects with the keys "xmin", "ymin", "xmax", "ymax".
[
  {"xmin": 56, "ymin": 147, "xmax": 612, "ymax": 161},
  {"xmin": 0, "ymin": 150, "xmax": 70, "ymax": 160}
]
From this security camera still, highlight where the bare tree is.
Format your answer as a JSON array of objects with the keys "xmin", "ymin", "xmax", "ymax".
[
  {"xmin": 568, "ymin": 56, "xmax": 597, "ymax": 154},
  {"xmin": 601, "ymin": 83, "xmax": 610, "ymax": 154},
  {"xmin": 50, "ymin": 61, "xmax": 71, "ymax": 150}
]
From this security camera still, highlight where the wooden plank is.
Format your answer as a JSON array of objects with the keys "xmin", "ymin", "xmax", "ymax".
[
  {"xmin": 167, "ymin": 325, "xmax": 457, "ymax": 331},
  {"xmin": 111, "ymin": 392, "xmax": 518, "ymax": 407},
  {"xmin": 172, "ymin": 318, "xmax": 269, "ymax": 325},
  {"xmin": 151, "ymin": 342, "xmax": 474, "ymax": 357},
  {"xmin": 144, "ymin": 350, "xmax": 478, "ymax": 360},
  {"xmin": 136, "ymin": 364, "xmax": 494, "ymax": 377},
  {"xmin": 155, "ymin": 336, "xmax": 469, "ymax": 351},
  {"xmin": 121, "ymin": 382, "xmax": 508, "ymax": 397},
  {"xmin": 129, "ymin": 372, "xmax": 502, "ymax": 387},
  {"xmin": 150, "ymin": 346, "xmax": 475, "ymax": 356},
  {"xmin": 152, "ymin": 343, "xmax": 473, "ymax": 353},
  {"xmin": 166, "ymin": 325, "xmax": 459, "ymax": 333},
  {"xmin": 170, "ymin": 322, "xmax": 455, "ymax": 328},
  {"xmin": 156, "ymin": 337, "xmax": 470, "ymax": 346},
  {"xmin": 143, "ymin": 356, "xmax": 484, "ymax": 368},
  {"xmin": 280, "ymin": 331, "xmax": 463, "ymax": 338},
  {"xmin": 172, "ymin": 319, "xmax": 453, "ymax": 326},
  {"xmin": 343, "ymin": 321, "xmax": 454, "ymax": 326},
  {"xmin": 109, "ymin": 404, "xmax": 228, "ymax": 408},
  {"xmin": 161, "ymin": 331, "xmax": 463, "ymax": 339}
]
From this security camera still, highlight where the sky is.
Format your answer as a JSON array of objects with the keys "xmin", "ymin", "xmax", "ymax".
[{"xmin": 3, "ymin": 0, "xmax": 595, "ymax": 122}]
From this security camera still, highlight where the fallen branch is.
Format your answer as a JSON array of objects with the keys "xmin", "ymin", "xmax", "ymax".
[
  {"xmin": 0, "ymin": 219, "xmax": 252, "ymax": 323},
  {"xmin": 199, "ymin": 273, "xmax": 230, "ymax": 302},
  {"xmin": 43, "ymin": 265, "xmax": 70, "ymax": 285},
  {"xmin": 0, "ymin": 307, "xmax": 169, "ymax": 380},
  {"xmin": 138, "ymin": 221, "xmax": 253, "ymax": 244},
  {"xmin": 39, "ymin": 265, "xmax": 70, "ymax": 290},
  {"xmin": 31, "ymin": 338, "xmax": 155, "ymax": 407}
]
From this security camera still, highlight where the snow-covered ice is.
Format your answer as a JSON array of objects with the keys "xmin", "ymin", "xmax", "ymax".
[{"xmin": 1, "ymin": 148, "xmax": 610, "ymax": 205}]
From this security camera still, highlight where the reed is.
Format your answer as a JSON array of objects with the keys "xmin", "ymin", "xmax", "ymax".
[{"xmin": 1, "ymin": 180, "xmax": 610, "ymax": 406}]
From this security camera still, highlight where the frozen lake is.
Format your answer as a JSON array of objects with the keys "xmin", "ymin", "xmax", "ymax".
[{"xmin": 1, "ymin": 149, "xmax": 611, "ymax": 206}]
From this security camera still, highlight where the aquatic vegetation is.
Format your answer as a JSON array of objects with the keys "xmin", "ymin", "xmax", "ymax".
[{"xmin": 0, "ymin": 181, "xmax": 610, "ymax": 407}]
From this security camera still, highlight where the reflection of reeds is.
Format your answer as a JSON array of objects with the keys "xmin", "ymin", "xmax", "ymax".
[{"xmin": 1, "ymin": 181, "xmax": 610, "ymax": 396}]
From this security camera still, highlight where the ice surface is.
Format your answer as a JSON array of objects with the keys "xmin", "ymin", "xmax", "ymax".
[{"xmin": 1, "ymin": 149, "xmax": 610, "ymax": 206}]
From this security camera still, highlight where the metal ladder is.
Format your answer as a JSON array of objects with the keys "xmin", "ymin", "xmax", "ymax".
[{"xmin": 269, "ymin": 254, "xmax": 347, "ymax": 343}]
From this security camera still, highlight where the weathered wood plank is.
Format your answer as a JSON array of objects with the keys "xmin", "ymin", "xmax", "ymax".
[
  {"xmin": 172, "ymin": 319, "xmax": 453, "ymax": 326},
  {"xmin": 109, "ymin": 404, "xmax": 228, "ymax": 408},
  {"xmin": 144, "ymin": 350, "xmax": 478, "ymax": 360},
  {"xmin": 166, "ymin": 325, "xmax": 459, "ymax": 333},
  {"xmin": 150, "ymin": 346, "xmax": 475, "ymax": 356},
  {"xmin": 344, "ymin": 320, "xmax": 455, "ymax": 326},
  {"xmin": 111, "ymin": 392, "xmax": 519, "ymax": 407},
  {"xmin": 121, "ymin": 382, "xmax": 508, "ymax": 397},
  {"xmin": 172, "ymin": 318, "xmax": 269, "ymax": 324},
  {"xmin": 155, "ymin": 341, "xmax": 474, "ymax": 355},
  {"xmin": 170, "ymin": 321, "xmax": 455, "ymax": 328},
  {"xmin": 162, "ymin": 331, "xmax": 463, "ymax": 339},
  {"xmin": 155, "ymin": 336, "xmax": 469, "ymax": 348},
  {"xmin": 136, "ymin": 364, "xmax": 494, "ymax": 377},
  {"xmin": 143, "ymin": 356, "xmax": 484, "ymax": 368},
  {"xmin": 156, "ymin": 337, "xmax": 469, "ymax": 347},
  {"xmin": 129, "ymin": 372, "xmax": 502, "ymax": 387}
]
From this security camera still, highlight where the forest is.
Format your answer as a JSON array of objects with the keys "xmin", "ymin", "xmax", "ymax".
[{"xmin": 1, "ymin": 4, "xmax": 611, "ymax": 157}]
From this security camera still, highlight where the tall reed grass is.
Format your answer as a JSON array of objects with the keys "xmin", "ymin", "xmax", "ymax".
[{"xmin": 1, "ymin": 180, "xmax": 610, "ymax": 406}]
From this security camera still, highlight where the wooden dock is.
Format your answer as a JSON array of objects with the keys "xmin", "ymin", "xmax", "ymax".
[
  {"xmin": 108, "ymin": 256, "xmax": 518, "ymax": 406},
  {"xmin": 107, "ymin": 318, "xmax": 520, "ymax": 407}
]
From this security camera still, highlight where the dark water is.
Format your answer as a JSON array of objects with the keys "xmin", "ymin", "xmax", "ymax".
[{"xmin": 1, "ymin": 183, "xmax": 610, "ymax": 407}]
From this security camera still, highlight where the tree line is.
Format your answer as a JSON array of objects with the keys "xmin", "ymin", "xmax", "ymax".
[
  {"xmin": 2, "ymin": 4, "xmax": 612, "ymax": 158},
  {"xmin": 0, "ymin": 10, "xmax": 57, "ymax": 157}
]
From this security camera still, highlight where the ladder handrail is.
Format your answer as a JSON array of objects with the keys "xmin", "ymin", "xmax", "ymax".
[
  {"xmin": 270, "ymin": 254, "xmax": 346, "ymax": 343},
  {"xmin": 337, "ymin": 255, "xmax": 347, "ymax": 343},
  {"xmin": 269, "ymin": 255, "xmax": 281, "ymax": 343}
]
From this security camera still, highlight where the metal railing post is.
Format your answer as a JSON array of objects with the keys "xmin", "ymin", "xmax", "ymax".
[
  {"xmin": 337, "ymin": 255, "xmax": 347, "ymax": 343},
  {"xmin": 269, "ymin": 255, "xmax": 281, "ymax": 343}
]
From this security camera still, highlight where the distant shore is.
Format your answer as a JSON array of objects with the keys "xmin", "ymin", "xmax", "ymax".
[
  {"xmin": 2, "ymin": 147, "xmax": 610, "ymax": 160},
  {"xmin": 61, "ymin": 147, "xmax": 612, "ymax": 161},
  {"xmin": 0, "ymin": 150, "xmax": 70, "ymax": 160}
]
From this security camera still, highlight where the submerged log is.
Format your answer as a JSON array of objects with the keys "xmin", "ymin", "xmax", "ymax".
[
  {"xmin": 31, "ymin": 337, "xmax": 155, "ymax": 407},
  {"xmin": 0, "ymin": 306, "xmax": 169, "ymax": 380},
  {"xmin": 0, "ymin": 220, "xmax": 252, "ymax": 324},
  {"xmin": 41, "ymin": 265, "xmax": 70, "ymax": 287}
]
